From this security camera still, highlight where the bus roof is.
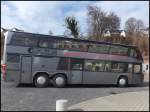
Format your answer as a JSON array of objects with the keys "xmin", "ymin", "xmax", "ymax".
[{"xmin": 9, "ymin": 30, "xmax": 137, "ymax": 48}]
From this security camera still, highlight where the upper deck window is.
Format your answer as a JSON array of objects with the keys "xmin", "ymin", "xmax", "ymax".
[
  {"xmin": 7, "ymin": 54, "xmax": 20, "ymax": 63},
  {"xmin": 88, "ymin": 44, "xmax": 110, "ymax": 54},
  {"xmin": 71, "ymin": 59, "xmax": 83, "ymax": 70},
  {"xmin": 71, "ymin": 41, "xmax": 88, "ymax": 52},
  {"xmin": 57, "ymin": 40, "xmax": 88, "ymax": 52},
  {"xmin": 38, "ymin": 37, "xmax": 56, "ymax": 48},
  {"xmin": 11, "ymin": 33, "xmax": 38, "ymax": 47},
  {"xmin": 110, "ymin": 45, "xmax": 128, "ymax": 56}
]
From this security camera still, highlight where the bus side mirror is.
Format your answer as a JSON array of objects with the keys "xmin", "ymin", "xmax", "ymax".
[{"xmin": 146, "ymin": 65, "xmax": 148, "ymax": 70}]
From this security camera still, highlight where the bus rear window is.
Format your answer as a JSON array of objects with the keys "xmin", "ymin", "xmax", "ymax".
[
  {"xmin": 11, "ymin": 33, "xmax": 38, "ymax": 47},
  {"xmin": 7, "ymin": 54, "xmax": 20, "ymax": 63}
]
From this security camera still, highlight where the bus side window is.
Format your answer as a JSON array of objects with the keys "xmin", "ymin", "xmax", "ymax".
[
  {"xmin": 7, "ymin": 54, "xmax": 20, "ymax": 63},
  {"xmin": 39, "ymin": 38, "xmax": 55, "ymax": 48},
  {"xmin": 130, "ymin": 48, "xmax": 137, "ymax": 58},
  {"xmin": 84, "ymin": 60, "xmax": 92, "ymax": 71},
  {"xmin": 84, "ymin": 60, "xmax": 105, "ymax": 72},
  {"xmin": 57, "ymin": 57, "xmax": 69, "ymax": 70},
  {"xmin": 128, "ymin": 64, "xmax": 132, "ymax": 73},
  {"xmin": 57, "ymin": 40, "xmax": 63, "ymax": 49},
  {"xmin": 39, "ymin": 40, "xmax": 49, "ymax": 48},
  {"xmin": 64, "ymin": 41, "xmax": 71, "ymax": 49},
  {"xmin": 11, "ymin": 33, "xmax": 38, "ymax": 47},
  {"xmin": 92, "ymin": 61, "xmax": 105, "ymax": 72},
  {"xmin": 71, "ymin": 59, "xmax": 83, "ymax": 70},
  {"xmin": 110, "ymin": 45, "xmax": 128, "ymax": 56},
  {"xmin": 104, "ymin": 62, "xmax": 111, "ymax": 72},
  {"xmin": 111, "ymin": 62, "xmax": 128, "ymax": 73},
  {"xmin": 134, "ymin": 64, "xmax": 141, "ymax": 73}
]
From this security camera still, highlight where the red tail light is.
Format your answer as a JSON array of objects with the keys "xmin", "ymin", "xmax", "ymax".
[{"xmin": 2, "ymin": 64, "xmax": 6, "ymax": 80}]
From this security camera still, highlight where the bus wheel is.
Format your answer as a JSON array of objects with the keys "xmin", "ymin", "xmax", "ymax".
[
  {"xmin": 117, "ymin": 76, "xmax": 128, "ymax": 87},
  {"xmin": 34, "ymin": 74, "xmax": 49, "ymax": 88},
  {"xmin": 52, "ymin": 74, "xmax": 67, "ymax": 88}
]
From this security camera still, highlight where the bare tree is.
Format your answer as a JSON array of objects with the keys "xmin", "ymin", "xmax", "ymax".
[
  {"xmin": 125, "ymin": 17, "xmax": 145, "ymax": 45},
  {"xmin": 87, "ymin": 5, "xmax": 120, "ymax": 41},
  {"xmin": 87, "ymin": 6, "xmax": 106, "ymax": 41},
  {"xmin": 125, "ymin": 17, "xmax": 149, "ymax": 56},
  {"xmin": 125, "ymin": 18, "xmax": 137, "ymax": 34},
  {"xmin": 105, "ymin": 12, "xmax": 120, "ymax": 31}
]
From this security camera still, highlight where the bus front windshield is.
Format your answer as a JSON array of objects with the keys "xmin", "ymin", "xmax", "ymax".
[{"xmin": 130, "ymin": 48, "xmax": 142, "ymax": 60}]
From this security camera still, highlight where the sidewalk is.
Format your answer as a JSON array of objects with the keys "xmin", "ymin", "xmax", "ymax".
[{"xmin": 68, "ymin": 91, "xmax": 149, "ymax": 111}]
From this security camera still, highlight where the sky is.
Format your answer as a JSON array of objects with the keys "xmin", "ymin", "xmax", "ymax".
[{"xmin": 1, "ymin": 1, "xmax": 149, "ymax": 36}]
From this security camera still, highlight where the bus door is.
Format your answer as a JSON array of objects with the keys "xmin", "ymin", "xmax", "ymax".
[
  {"xmin": 20, "ymin": 56, "xmax": 32, "ymax": 83},
  {"xmin": 70, "ymin": 58, "xmax": 83, "ymax": 84}
]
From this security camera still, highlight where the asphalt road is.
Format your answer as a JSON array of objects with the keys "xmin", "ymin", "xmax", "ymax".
[{"xmin": 1, "ymin": 81, "xmax": 149, "ymax": 111}]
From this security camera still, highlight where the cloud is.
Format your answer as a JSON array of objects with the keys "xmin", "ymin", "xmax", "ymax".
[
  {"xmin": 1, "ymin": 1, "xmax": 149, "ymax": 36},
  {"xmin": 1, "ymin": 1, "xmax": 66, "ymax": 34}
]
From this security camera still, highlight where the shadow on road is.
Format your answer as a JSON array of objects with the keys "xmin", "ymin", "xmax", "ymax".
[
  {"xmin": 17, "ymin": 81, "xmax": 149, "ymax": 88},
  {"xmin": 68, "ymin": 108, "xmax": 84, "ymax": 111}
]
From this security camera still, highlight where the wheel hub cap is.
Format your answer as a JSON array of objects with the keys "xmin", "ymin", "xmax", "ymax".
[
  {"xmin": 119, "ymin": 79, "xmax": 126, "ymax": 85},
  {"xmin": 55, "ymin": 77, "xmax": 64, "ymax": 85},
  {"xmin": 37, "ymin": 76, "xmax": 46, "ymax": 84}
]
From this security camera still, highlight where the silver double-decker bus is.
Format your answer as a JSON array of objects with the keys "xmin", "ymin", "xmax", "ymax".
[{"xmin": 2, "ymin": 31, "xmax": 144, "ymax": 87}]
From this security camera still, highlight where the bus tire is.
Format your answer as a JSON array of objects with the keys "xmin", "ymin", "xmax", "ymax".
[
  {"xmin": 34, "ymin": 73, "xmax": 49, "ymax": 88},
  {"xmin": 52, "ymin": 74, "xmax": 67, "ymax": 88},
  {"xmin": 117, "ymin": 76, "xmax": 128, "ymax": 87}
]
